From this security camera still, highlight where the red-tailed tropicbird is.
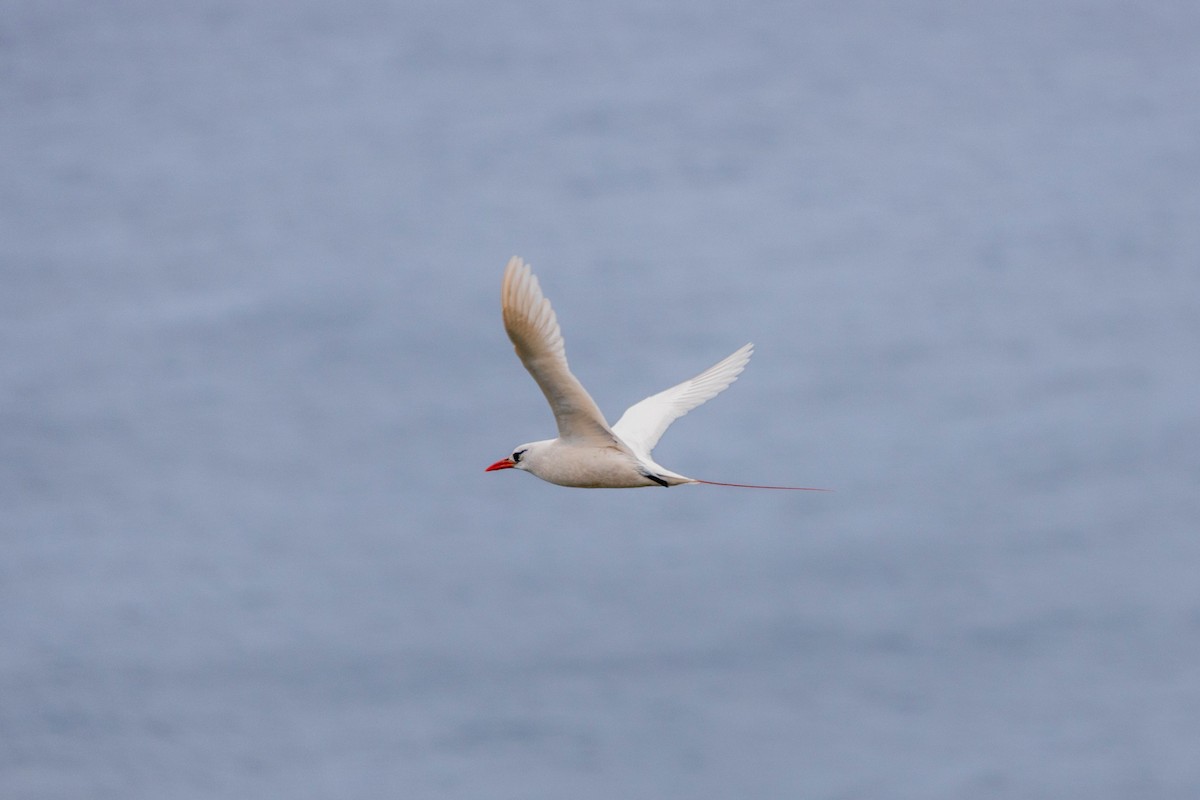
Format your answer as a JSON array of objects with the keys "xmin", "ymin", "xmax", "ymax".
[{"xmin": 486, "ymin": 257, "xmax": 826, "ymax": 490}]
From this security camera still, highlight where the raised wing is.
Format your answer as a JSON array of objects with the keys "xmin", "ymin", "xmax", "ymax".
[
  {"xmin": 501, "ymin": 257, "xmax": 617, "ymax": 444},
  {"xmin": 612, "ymin": 343, "xmax": 753, "ymax": 460}
]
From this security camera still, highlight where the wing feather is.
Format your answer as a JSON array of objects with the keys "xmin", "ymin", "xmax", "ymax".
[
  {"xmin": 612, "ymin": 343, "xmax": 753, "ymax": 460},
  {"xmin": 501, "ymin": 257, "xmax": 617, "ymax": 444}
]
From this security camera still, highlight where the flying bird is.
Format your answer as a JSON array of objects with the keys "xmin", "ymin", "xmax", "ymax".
[{"xmin": 486, "ymin": 257, "xmax": 826, "ymax": 490}]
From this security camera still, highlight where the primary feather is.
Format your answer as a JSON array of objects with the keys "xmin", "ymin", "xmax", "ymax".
[
  {"xmin": 501, "ymin": 257, "xmax": 619, "ymax": 446},
  {"xmin": 612, "ymin": 343, "xmax": 753, "ymax": 461}
]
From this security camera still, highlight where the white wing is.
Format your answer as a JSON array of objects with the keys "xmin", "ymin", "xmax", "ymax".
[
  {"xmin": 501, "ymin": 257, "xmax": 618, "ymax": 444},
  {"xmin": 612, "ymin": 343, "xmax": 753, "ymax": 460}
]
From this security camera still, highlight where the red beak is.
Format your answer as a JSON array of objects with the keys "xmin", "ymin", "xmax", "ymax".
[{"xmin": 485, "ymin": 458, "xmax": 516, "ymax": 472}]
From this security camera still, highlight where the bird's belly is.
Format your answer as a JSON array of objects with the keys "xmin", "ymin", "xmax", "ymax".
[{"xmin": 536, "ymin": 447, "xmax": 660, "ymax": 489}]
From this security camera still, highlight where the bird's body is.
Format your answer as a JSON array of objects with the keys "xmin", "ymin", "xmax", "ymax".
[
  {"xmin": 486, "ymin": 257, "xmax": 824, "ymax": 491},
  {"xmin": 498, "ymin": 438, "xmax": 691, "ymax": 489}
]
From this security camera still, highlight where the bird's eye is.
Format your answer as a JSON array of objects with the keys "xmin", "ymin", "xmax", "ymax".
[{"xmin": 512, "ymin": 450, "xmax": 524, "ymax": 463}]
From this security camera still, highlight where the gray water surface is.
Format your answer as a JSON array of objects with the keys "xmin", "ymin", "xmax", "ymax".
[{"xmin": 4, "ymin": 2, "xmax": 1200, "ymax": 798}]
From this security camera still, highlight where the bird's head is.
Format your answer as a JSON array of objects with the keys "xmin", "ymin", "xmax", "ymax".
[{"xmin": 485, "ymin": 441, "xmax": 543, "ymax": 474}]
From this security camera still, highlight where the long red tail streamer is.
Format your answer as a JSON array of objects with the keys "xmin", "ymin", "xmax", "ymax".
[{"xmin": 693, "ymin": 479, "xmax": 831, "ymax": 491}]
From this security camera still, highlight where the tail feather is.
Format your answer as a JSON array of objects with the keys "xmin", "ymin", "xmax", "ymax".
[{"xmin": 692, "ymin": 478, "xmax": 831, "ymax": 491}]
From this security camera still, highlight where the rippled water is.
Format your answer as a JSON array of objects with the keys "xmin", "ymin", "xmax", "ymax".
[{"xmin": 4, "ymin": 1, "xmax": 1199, "ymax": 797}]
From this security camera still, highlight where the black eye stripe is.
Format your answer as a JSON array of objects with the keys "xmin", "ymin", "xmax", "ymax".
[{"xmin": 512, "ymin": 449, "xmax": 525, "ymax": 463}]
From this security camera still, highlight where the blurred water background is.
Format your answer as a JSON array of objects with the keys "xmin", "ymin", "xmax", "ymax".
[{"xmin": 3, "ymin": 1, "xmax": 1200, "ymax": 797}]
